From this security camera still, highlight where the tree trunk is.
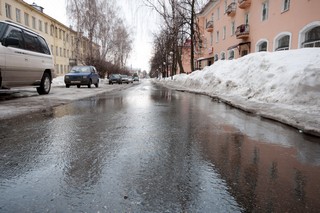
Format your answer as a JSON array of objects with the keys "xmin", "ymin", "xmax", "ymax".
[{"xmin": 190, "ymin": 0, "xmax": 195, "ymax": 72}]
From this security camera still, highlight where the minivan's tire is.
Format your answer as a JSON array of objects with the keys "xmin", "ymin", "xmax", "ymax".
[
  {"xmin": 66, "ymin": 84, "xmax": 70, "ymax": 88},
  {"xmin": 37, "ymin": 72, "xmax": 51, "ymax": 95}
]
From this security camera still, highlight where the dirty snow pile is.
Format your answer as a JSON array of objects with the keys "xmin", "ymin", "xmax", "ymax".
[{"xmin": 157, "ymin": 48, "xmax": 320, "ymax": 136}]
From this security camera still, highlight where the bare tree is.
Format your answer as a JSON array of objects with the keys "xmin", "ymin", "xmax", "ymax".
[
  {"xmin": 144, "ymin": 0, "xmax": 207, "ymax": 73},
  {"xmin": 67, "ymin": 0, "xmax": 133, "ymax": 77}
]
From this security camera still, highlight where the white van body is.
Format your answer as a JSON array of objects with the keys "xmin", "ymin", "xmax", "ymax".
[{"xmin": 0, "ymin": 20, "xmax": 55, "ymax": 94}]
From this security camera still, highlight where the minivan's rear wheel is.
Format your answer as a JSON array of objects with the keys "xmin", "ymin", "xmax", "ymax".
[{"xmin": 37, "ymin": 72, "xmax": 51, "ymax": 95}]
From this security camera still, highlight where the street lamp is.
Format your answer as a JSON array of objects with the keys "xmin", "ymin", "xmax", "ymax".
[{"xmin": 163, "ymin": 62, "xmax": 166, "ymax": 78}]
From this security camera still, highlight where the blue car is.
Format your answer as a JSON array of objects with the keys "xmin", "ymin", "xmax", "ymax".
[{"xmin": 64, "ymin": 66, "xmax": 99, "ymax": 88}]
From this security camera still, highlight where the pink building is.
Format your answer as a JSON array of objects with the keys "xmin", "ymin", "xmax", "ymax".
[{"xmin": 195, "ymin": 0, "xmax": 320, "ymax": 69}]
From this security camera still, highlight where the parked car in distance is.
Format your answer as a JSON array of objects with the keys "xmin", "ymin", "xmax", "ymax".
[
  {"xmin": 64, "ymin": 65, "xmax": 99, "ymax": 88},
  {"xmin": 0, "ymin": 20, "xmax": 55, "ymax": 95},
  {"xmin": 128, "ymin": 76, "xmax": 133, "ymax": 83},
  {"xmin": 121, "ymin": 75, "xmax": 129, "ymax": 84},
  {"xmin": 133, "ymin": 76, "xmax": 139, "ymax": 81},
  {"xmin": 109, "ymin": 74, "xmax": 122, "ymax": 84}
]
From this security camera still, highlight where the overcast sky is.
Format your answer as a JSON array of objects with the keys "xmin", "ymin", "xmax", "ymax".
[{"xmin": 24, "ymin": 0, "xmax": 158, "ymax": 71}]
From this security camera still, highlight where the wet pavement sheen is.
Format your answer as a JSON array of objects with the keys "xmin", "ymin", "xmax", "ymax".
[{"xmin": 0, "ymin": 80, "xmax": 320, "ymax": 212}]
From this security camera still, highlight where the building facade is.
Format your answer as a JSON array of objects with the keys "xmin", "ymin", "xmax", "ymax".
[
  {"xmin": 195, "ymin": 0, "xmax": 320, "ymax": 69},
  {"xmin": 0, "ymin": 0, "xmax": 97, "ymax": 75}
]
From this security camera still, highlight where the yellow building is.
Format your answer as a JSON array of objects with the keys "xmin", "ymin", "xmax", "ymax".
[{"xmin": 0, "ymin": 0, "xmax": 98, "ymax": 76}]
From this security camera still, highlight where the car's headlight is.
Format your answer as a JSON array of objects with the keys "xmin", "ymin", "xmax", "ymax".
[
  {"xmin": 65, "ymin": 76, "xmax": 69, "ymax": 79},
  {"xmin": 83, "ymin": 76, "xmax": 87, "ymax": 79}
]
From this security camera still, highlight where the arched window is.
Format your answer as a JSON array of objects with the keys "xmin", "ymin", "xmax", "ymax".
[
  {"xmin": 274, "ymin": 33, "xmax": 291, "ymax": 51},
  {"xmin": 303, "ymin": 26, "xmax": 320, "ymax": 48},
  {"xmin": 259, "ymin": 41, "xmax": 267, "ymax": 51},
  {"xmin": 228, "ymin": 50, "xmax": 234, "ymax": 60},
  {"xmin": 214, "ymin": 54, "xmax": 219, "ymax": 61},
  {"xmin": 221, "ymin": 52, "xmax": 225, "ymax": 60}
]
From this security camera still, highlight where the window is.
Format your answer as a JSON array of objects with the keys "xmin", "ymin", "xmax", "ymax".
[
  {"xmin": 16, "ymin": 8, "xmax": 21, "ymax": 23},
  {"xmin": 214, "ymin": 54, "xmax": 218, "ymax": 61},
  {"xmin": 55, "ymin": 27, "xmax": 58, "ymax": 38},
  {"xmin": 210, "ymin": 32, "xmax": 213, "ymax": 46},
  {"xmin": 24, "ymin": 32, "xmax": 41, "ymax": 52},
  {"xmin": 50, "ymin": 25, "xmax": 54, "ymax": 36},
  {"xmin": 24, "ymin": 13, "xmax": 29, "ymax": 26},
  {"xmin": 32, "ymin": 16, "xmax": 36, "ymax": 29},
  {"xmin": 223, "ymin": 26, "xmax": 226, "ymax": 40},
  {"xmin": 6, "ymin": 27, "xmax": 23, "ymax": 49},
  {"xmin": 276, "ymin": 35, "xmax": 290, "ymax": 51},
  {"xmin": 231, "ymin": 21, "xmax": 235, "ymax": 36},
  {"xmin": 262, "ymin": 1, "xmax": 269, "ymax": 21},
  {"xmin": 60, "ymin": 47, "xmax": 62, "ymax": 56},
  {"xmin": 5, "ymin": 3, "xmax": 11, "ymax": 19},
  {"xmin": 221, "ymin": 52, "xmax": 225, "ymax": 60},
  {"xmin": 56, "ymin": 46, "xmax": 58, "ymax": 55},
  {"xmin": 217, "ymin": 7, "xmax": 220, "ymax": 20},
  {"xmin": 258, "ymin": 41, "xmax": 268, "ymax": 51},
  {"xmin": 282, "ymin": 0, "xmax": 290, "ymax": 12},
  {"xmin": 216, "ymin": 31, "xmax": 219, "ymax": 43},
  {"xmin": 45, "ymin": 23, "xmax": 48, "ymax": 33},
  {"xmin": 51, "ymin": 45, "xmax": 54, "ymax": 54},
  {"xmin": 241, "ymin": 50, "xmax": 248, "ymax": 56},
  {"xmin": 224, "ymin": 0, "xmax": 227, "ymax": 13},
  {"xmin": 37, "ymin": 37, "xmax": 51, "ymax": 54},
  {"xmin": 245, "ymin": 13, "xmax": 249, "ymax": 25},
  {"xmin": 228, "ymin": 50, "xmax": 235, "ymax": 60},
  {"xmin": 39, "ymin": 20, "xmax": 42, "ymax": 31},
  {"xmin": 55, "ymin": 65, "xmax": 59, "ymax": 74},
  {"xmin": 303, "ymin": 26, "xmax": 320, "ymax": 48}
]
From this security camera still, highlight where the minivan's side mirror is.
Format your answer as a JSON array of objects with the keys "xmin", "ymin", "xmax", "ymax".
[{"xmin": 2, "ymin": 37, "xmax": 20, "ymax": 47}]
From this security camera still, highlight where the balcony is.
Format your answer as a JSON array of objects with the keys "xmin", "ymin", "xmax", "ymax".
[
  {"xmin": 235, "ymin": 24, "xmax": 250, "ymax": 39},
  {"xmin": 238, "ymin": 0, "xmax": 251, "ymax": 9},
  {"xmin": 226, "ymin": 2, "xmax": 236, "ymax": 16},
  {"xmin": 206, "ymin": 21, "xmax": 214, "ymax": 32}
]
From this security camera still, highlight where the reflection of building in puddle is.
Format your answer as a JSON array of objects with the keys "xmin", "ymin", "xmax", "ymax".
[{"xmin": 198, "ymin": 128, "xmax": 320, "ymax": 212}]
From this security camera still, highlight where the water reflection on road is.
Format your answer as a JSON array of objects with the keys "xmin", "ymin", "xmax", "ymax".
[{"xmin": 0, "ymin": 80, "xmax": 319, "ymax": 212}]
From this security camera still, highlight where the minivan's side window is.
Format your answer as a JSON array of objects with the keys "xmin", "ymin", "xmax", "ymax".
[
  {"xmin": 24, "ymin": 32, "xmax": 40, "ymax": 52},
  {"xmin": 6, "ymin": 27, "xmax": 23, "ymax": 49},
  {"xmin": 37, "ymin": 36, "xmax": 51, "ymax": 55}
]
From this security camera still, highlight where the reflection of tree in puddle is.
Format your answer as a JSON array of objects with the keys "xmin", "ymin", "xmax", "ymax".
[{"xmin": 294, "ymin": 169, "xmax": 306, "ymax": 204}]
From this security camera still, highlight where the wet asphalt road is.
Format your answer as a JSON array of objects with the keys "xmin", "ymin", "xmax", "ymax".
[{"xmin": 0, "ymin": 80, "xmax": 320, "ymax": 212}]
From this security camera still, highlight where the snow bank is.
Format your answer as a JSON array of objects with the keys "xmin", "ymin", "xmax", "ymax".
[{"xmin": 157, "ymin": 48, "xmax": 320, "ymax": 136}]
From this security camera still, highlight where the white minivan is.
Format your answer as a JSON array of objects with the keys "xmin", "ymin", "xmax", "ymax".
[{"xmin": 0, "ymin": 20, "xmax": 55, "ymax": 95}]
